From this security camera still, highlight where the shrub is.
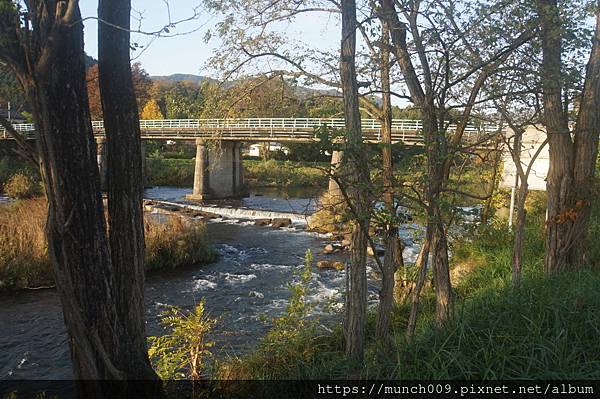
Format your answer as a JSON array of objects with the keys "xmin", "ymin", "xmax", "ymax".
[
  {"xmin": 244, "ymin": 159, "xmax": 328, "ymax": 188},
  {"xmin": 148, "ymin": 300, "xmax": 217, "ymax": 380},
  {"xmin": 145, "ymin": 217, "xmax": 217, "ymax": 271},
  {"xmin": 3, "ymin": 173, "xmax": 41, "ymax": 199}
]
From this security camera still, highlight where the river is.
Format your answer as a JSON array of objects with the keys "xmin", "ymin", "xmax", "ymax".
[{"xmin": 0, "ymin": 187, "xmax": 423, "ymax": 380}]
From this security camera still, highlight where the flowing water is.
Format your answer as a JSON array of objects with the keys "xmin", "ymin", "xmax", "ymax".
[{"xmin": 0, "ymin": 187, "xmax": 423, "ymax": 380}]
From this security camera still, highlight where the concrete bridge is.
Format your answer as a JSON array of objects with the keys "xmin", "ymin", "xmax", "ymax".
[{"xmin": 0, "ymin": 118, "xmax": 500, "ymax": 199}]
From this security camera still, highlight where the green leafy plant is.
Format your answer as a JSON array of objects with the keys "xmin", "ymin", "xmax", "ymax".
[{"xmin": 148, "ymin": 300, "xmax": 216, "ymax": 380}]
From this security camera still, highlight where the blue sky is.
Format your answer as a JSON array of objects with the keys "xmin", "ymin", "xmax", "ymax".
[{"xmin": 79, "ymin": 2, "xmax": 341, "ymax": 78}]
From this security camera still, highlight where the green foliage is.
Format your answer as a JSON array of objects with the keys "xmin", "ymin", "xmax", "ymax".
[
  {"xmin": 148, "ymin": 300, "xmax": 216, "ymax": 379},
  {"xmin": 244, "ymin": 159, "xmax": 328, "ymax": 188},
  {"xmin": 2, "ymin": 172, "xmax": 42, "ymax": 199},
  {"xmin": 145, "ymin": 158, "xmax": 195, "ymax": 187}
]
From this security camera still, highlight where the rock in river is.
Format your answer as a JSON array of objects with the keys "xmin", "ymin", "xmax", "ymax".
[
  {"xmin": 271, "ymin": 218, "xmax": 292, "ymax": 229},
  {"xmin": 316, "ymin": 260, "xmax": 345, "ymax": 271}
]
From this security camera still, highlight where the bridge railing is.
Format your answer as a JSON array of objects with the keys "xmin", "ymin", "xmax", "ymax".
[{"xmin": 3, "ymin": 118, "xmax": 501, "ymax": 140}]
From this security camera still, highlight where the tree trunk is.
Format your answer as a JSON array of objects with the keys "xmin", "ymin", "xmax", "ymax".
[
  {"xmin": 537, "ymin": 0, "xmax": 577, "ymax": 274},
  {"xmin": 406, "ymin": 229, "xmax": 432, "ymax": 340},
  {"xmin": 340, "ymin": 0, "xmax": 370, "ymax": 362},
  {"xmin": 14, "ymin": 4, "xmax": 144, "ymax": 395},
  {"xmin": 537, "ymin": 0, "xmax": 600, "ymax": 272},
  {"xmin": 423, "ymin": 112, "xmax": 453, "ymax": 327},
  {"xmin": 512, "ymin": 183, "xmax": 528, "ymax": 287},
  {"xmin": 375, "ymin": 19, "xmax": 403, "ymax": 345},
  {"xmin": 570, "ymin": 3, "xmax": 600, "ymax": 266},
  {"xmin": 380, "ymin": 0, "xmax": 452, "ymax": 327},
  {"xmin": 98, "ymin": 0, "xmax": 163, "ymax": 391}
]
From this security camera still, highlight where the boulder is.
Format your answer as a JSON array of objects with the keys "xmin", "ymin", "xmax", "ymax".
[
  {"xmin": 271, "ymin": 218, "xmax": 292, "ymax": 229},
  {"xmin": 254, "ymin": 218, "xmax": 272, "ymax": 226},
  {"xmin": 316, "ymin": 260, "xmax": 333, "ymax": 269},
  {"xmin": 332, "ymin": 261, "xmax": 345, "ymax": 271},
  {"xmin": 323, "ymin": 244, "xmax": 335, "ymax": 254},
  {"xmin": 316, "ymin": 260, "xmax": 345, "ymax": 271}
]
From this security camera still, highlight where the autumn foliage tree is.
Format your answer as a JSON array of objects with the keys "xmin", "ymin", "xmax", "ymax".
[{"xmin": 86, "ymin": 62, "xmax": 153, "ymax": 120}]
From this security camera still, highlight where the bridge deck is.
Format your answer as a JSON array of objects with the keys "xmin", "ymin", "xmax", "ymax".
[{"xmin": 1, "ymin": 118, "xmax": 500, "ymax": 144}]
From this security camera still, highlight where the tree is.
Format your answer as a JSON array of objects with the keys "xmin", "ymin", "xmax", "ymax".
[
  {"xmin": 98, "ymin": 0, "xmax": 163, "ymax": 393},
  {"xmin": 379, "ymin": 0, "xmax": 533, "ymax": 332},
  {"xmin": 141, "ymin": 99, "xmax": 165, "ymax": 120},
  {"xmin": 0, "ymin": 2, "xmax": 163, "ymax": 396},
  {"xmin": 536, "ymin": 0, "xmax": 600, "ymax": 272},
  {"xmin": 374, "ymin": 12, "xmax": 404, "ymax": 345},
  {"xmin": 86, "ymin": 62, "xmax": 153, "ymax": 120},
  {"xmin": 340, "ymin": 0, "xmax": 371, "ymax": 362},
  {"xmin": 86, "ymin": 64, "xmax": 103, "ymax": 120}
]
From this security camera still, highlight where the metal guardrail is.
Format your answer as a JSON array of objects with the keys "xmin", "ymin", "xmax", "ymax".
[{"xmin": 2, "ymin": 118, "xmax": 500, "ymax": 142}]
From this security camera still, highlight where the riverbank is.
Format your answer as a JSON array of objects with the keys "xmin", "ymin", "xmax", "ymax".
[
  {"xmin": 0, "ymin": 198, "xmax": 217, "ymax": 291},
  {"xmin": 0, "ymin": 202, "xmax": 354, "ymax": 379},
  {"xmin": 145, "ymin": 158, "xmax": 328, "ymax": 188},
  {"xmin": 220, "ymin": 206, "xmax": 600, "ymax": 379}
]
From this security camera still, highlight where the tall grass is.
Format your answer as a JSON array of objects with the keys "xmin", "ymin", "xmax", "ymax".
[
  {"xmin": 0, "ymin": 199, "xmax": 216, "ymax": 290},
  {"xmin": 0, "ymin": 199, "xmax": 52, "ymax": 290}
]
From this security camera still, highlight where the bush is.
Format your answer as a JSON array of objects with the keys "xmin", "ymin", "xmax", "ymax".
[
  {"xmin": 244, "ymin": 159, "xmax": 328, "ymax": 188},
  {"xmin": 2, "ymin": 172, "xmax": 41, "ymax": 199},
  {"xmin": 148, "ymin": 300, "xmax": 217, "ymax": 380},
  {"xmin": 145, "ymin": 217, "xmax": 217, "ymax": 271},
  {"xmin": 146, "ymin": 158, "xmax": 195, "ymax": 187}
]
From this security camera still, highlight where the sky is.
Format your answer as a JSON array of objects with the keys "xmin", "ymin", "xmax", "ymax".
[{"xmin": 79, "ymin": 1, "xmax": 341, "ymax": 78}]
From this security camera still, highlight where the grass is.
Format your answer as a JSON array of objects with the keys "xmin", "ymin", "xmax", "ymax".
[
  {"xmin": 0, "ymin": 198, "xmax": 217, "ymax": 290},
  {"xmin": 221, "ymin": 208, "xmax": 600, "ymax": 380}
]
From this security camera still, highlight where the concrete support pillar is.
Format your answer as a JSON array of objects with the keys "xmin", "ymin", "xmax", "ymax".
[
  {"xmin": 328, "ymin": 150, "xmax": 343, "ymax": 199},
  {"xmin": 234, "ymin": 141, "xmax": 246, "ymax": 196},
  {"xmin": 185, "ymin": 140, "xmax": 247, "ymax": 200},
  {"xmin": 96, "ymin": 137, "xmax": 107, "ymax": 191},
  {"xmin": 186, "ymin": 138, "xmax": 209, "ymax": 201}
]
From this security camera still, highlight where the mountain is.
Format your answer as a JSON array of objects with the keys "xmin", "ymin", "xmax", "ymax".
[{"xmin": 150, "ymin": 74, "xmax": 213, "ymax": 85}]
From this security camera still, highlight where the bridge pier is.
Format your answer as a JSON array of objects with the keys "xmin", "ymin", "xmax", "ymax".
[
  {"xmin": 96, "ymin": 137, "xmax": 107, "ymax": 191},
  {"xmin": 328, "ymin": 150, "xmax": 343, "ymax": 200},
  {"xmin": 186, "ymin": 139, "xmax": 246, "ymax": 201}
]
